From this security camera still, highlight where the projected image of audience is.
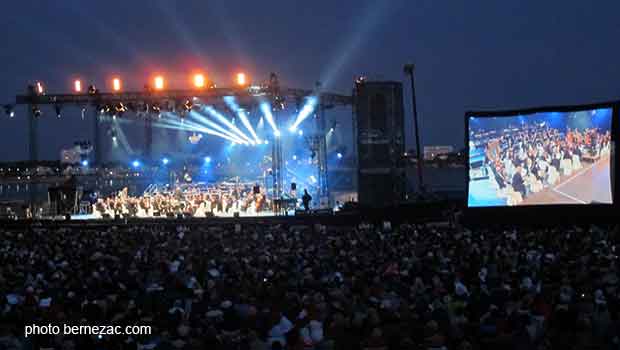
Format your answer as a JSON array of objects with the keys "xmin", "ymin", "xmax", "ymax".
[{"xmin": 468, "ymin": 108, "xmax": 612, "ymax": 207}]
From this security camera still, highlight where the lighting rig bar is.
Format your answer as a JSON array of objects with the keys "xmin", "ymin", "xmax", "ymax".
[{"xmin": 15, "ymin": 87, "xmax": 352, "ymax": 109}]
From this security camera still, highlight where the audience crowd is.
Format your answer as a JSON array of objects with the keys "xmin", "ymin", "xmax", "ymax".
[{"xmin": 1, "ymin": 221, "xmax": 619, "ymax": 349}]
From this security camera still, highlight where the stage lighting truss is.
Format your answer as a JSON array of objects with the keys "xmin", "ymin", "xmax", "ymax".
[{"xmin": 11, "ymin": 76, "xmax": 353, "ymax": 125}]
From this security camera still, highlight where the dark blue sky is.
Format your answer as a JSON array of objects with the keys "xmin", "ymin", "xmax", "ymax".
[{"xmin": 1, "ymin": 0, "xmax": 619, "ymax": 161}]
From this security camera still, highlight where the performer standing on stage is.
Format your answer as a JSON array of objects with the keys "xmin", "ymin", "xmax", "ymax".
[{"xmin": 302, "ymin": 189, "xmax": 312, "ymax": 212}]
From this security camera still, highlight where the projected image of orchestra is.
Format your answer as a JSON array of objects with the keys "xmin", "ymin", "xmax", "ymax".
[{"xmin": 468, "ymin": 108, "xmax": 613, "ymax": 207}]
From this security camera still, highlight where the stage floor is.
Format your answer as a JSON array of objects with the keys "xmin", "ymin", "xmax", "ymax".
[
  {"xmin": 521, "ymin": 155, "xmax": 612, "ymax": 205},
  {"xmin": 468, "ymin": 155, "xmax": 612, "ymax": 206}
]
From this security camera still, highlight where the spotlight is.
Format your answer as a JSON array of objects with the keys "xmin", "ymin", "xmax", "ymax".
[
  {"xmin": 193, "ymin": 73, "xmax": 206, "ymax": 89},
  {"xmin": 32, "ymin": 106, "xmax": 42, "ymax": 118},
  {"xmin": 88, "ymin": 85, "xmax": 98, "ymax": 95},
  {"xmin": 337, "ymin": 153, "xmax": 343, "ymax": 159},
  {"xmin": 329, "ymin": 128, "xmax": 334, "ymax": 133},
  {"xmin": 236, "ymin": 72, "xmax": 247, "ymax": 86},
  {"xmin": 81, "ymin": 160, "xmax": 89, "ymax": 167},
  {"xmin": 140, "ymin": 103, "xmax": 149, "ymax": 114},
  {"xmin": 188, "ymin": 133, "xmax": 202, "ymax": 144},
  {"xmin": 183, "ymin": 100, "xmax": 193, "ymax": 111},
  {"xmin": 115, "ymin": 102, "xmax": 127, "ymax": 114},
  {"xmin": 35, "ymin": 81, "xmax": 44, "ymax": 95},
  {"xmin": 292, "ymin": 155, "xmax": 298, "ymax": 160},
  {"xmin": 152, "ymin": 103, "xmax": 161, "ymax": 114},
  {"xmin": 290, "ymin": 96, "xmax": 318, "ymax": 131},
  {"xmin": 112, "ymin": 78, "xmax": 122, "ymax": 92},
  {"xmin": 55, "ymin": 104, "xmax": 62, "ymax": 118},
  {"xmin": 298, "ymin": 129, "xmax": 303, "ymax": 136},
  {"xmin": 162, "ymin": 158, "xmax": 169, "ymax": 165},
  {"xmin": 3, "ymin": 104, "xmax": 14, "ymax": 118},
  {"xmin": 132, "ymin": 160, "xmax": 140, "ymax": 168},
  {"xmin": 74, "ymin": 80, "xmax": 82, "ymax": 93},
  {"xmin": 154, "ymin": 76, "xmax": 165, "ymax": 90},
  {"xmin": 204, "ymin": 156, "xmax": 212, "ymax": 163},
  {"xmin": 264, "ymin": 140, "xmax": 269, "ymax": 145},
  {"xmin": 274, "ymin": 130, "xmax": 281, "ymax": 137}
]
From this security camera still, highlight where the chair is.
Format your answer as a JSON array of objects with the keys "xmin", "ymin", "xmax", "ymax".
[
  {"xmin": 528, "ymin": 175, "xmax": 542, "ymax": 193},
  {"xmin": 506, "ymin": 187, "xmax": 523, "ymax": 206},
  {"xmin": 560, "ymin": 158, "xmax": 572, "ymax": 176},
  {"xmin": 572, "ymin": 154, "xmax": 582, "ymax": 170},
  {"xmin": 547, "ymin": 167, "xmax": 559, "ymax": 185}
]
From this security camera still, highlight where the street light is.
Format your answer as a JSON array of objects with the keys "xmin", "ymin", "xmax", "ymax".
[{"xmin": 404, "ymin": 63, "xmax": 424, "ymax": 193}]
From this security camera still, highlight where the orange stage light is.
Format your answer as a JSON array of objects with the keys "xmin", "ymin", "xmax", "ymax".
[
  {"xmin": 236, "ymin": 72, "xmax": 247, "ymax": 86},
  {"xmin": 154, "ymin": 76, "xmax": 165, "ymax": 90},
  {"xmin": 112, "ymin": 78, "xmax": 122, "ymax": 92},
  {"xmin": 74, "ymin": 80, "xmax": 82, "ymax": 93},
  {"xmin": 36, "ymin": 81, "xmax": 44, "ymax": 94},
  {"xmin": 193, "ymin": 73, "xmax": 206, "ymax": 88}
]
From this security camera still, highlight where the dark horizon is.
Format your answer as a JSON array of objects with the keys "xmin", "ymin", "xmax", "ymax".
[{"xmin": 1, "ymin": 0, "xmax": 619, "ymax": 161}]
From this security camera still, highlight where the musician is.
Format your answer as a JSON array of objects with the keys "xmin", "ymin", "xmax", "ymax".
[
  {"xmin": 512, "ymin": 166, "xmax": 527, "ymax": 198},
  {"xmin": 302, "ymin": 189, "xmax": 312, "ymax": 211}
]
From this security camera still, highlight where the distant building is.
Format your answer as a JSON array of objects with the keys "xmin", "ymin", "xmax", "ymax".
[{"xmin": 424, "ymin": 145, "xmax": 454, "ymax": 160}]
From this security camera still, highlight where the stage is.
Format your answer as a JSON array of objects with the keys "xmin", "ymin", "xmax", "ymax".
[{"xmin": 70, "ymin": 210, "xmax": 289, "ymax": 220}]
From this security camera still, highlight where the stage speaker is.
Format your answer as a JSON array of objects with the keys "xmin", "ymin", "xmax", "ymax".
[
  {"xmin": 355, "ymin": 80, "xmax": 406, "ymax": 207},
  {"xmin": 291, "ymin": 182, "xmax": 297, "ymax": 191},
  {"xmin": 253, "ymin": 185, "xmax": 260, "ymax": 194}
]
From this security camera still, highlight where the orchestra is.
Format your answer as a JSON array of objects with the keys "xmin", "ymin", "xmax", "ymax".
[{"xmin": 92, "ymin": 183, "xmax": 271, "ymax": 218}]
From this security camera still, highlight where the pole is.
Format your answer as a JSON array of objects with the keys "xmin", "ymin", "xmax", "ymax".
[
  {"xmin": 405, "ymin": 64, "xmax": 424, "ymax": 193},
  {"xmin": 145, "ymin": 116, "xmax": 153, "ymax": 164},
  {"xmin": 317, "ymin": 105, "xmax": 329, "ymax": 208},
  {"xmin": 93, "ymin": 109, "xmax": 101, "ymax": 166},
  {"xmin": 28, "ymin": 105, "xmax": 38, "ymax": 163}
]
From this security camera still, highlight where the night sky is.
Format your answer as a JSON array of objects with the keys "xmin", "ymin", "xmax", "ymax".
[{"xmin": 1, "ymin": 0, "xmax": 619, "ymax": 161}]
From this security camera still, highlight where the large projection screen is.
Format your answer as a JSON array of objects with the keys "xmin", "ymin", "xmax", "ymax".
[{"xmin": 467, "ymin": 106, "xmax": 613, "ymax": 207}]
